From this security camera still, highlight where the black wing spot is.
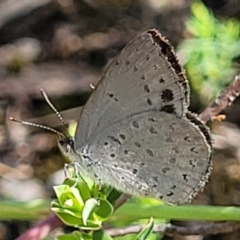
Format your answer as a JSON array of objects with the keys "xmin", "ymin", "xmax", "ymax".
[
  {"xmin": 148, "ymin": 117, "xmax": 157, "ymax": 122},
  {"xmin": 191, "ymin": 147, "xmax": 199, "ymax": 153},
  {"xmin": 152, "ymin": 176, "xmax": 158, "ymax": 182},
  {"xmin": 132, "ymin": 169, "xmax": 138, "ymax": 174},
  {"xmin": 149, "ymin": 126, "xmax": 157, "ymax": 134},
  {"xmin": 134, "ymin": 142, "xmax": 141, "ymax": 147},
  {"xmin": 119, "ymin": 134, "xmax": 126, "ymax": 140},
  {"xmin": 158, "ymin": 194, "xmax": 163, "ymax": 199},
  {"xmin": 189, "ymin": 160, "xmax": 196, "ymax": 168},
  {"xmin": 143, "ymin": 84, "xmax": 150, "ymax": 93},
  {"xmin": 166, "ymin": 191, "xmax": 174, "ymax": 197},
  {"xmin": 159, "ymin": 78, "xmax": 165, "ymax": 84},
  {"xmin": 147, "ymin": 98, "xmax": 152, "ymax": 106},
  {"xmin": 184, "ymin": 135, "xmax": 191, "ymax": 142},
  {"xmin": 160, "ymin": 104, "xmax": 175, "ymax": 114},
  {"xmin": 162, "ymin": 167, "xmax": 170, "ymax": 174},
  {"xmin": 108, "ymin": 136, "xmax": 121, "ymax": 145},
  {"xmin": 161, "ymin": 89, "xmax": 174, "ymax": 102},
  {"xmin": 107, "ymin": 92, "xmax": 118, "ymax": 102},
  {"xmin": 132, "ymin": 120, "xmax": 140, "ymax": 129},
  {"xmin": 166, "ymin": 137, "xmax": 174, "ymax": 143},
  {"xmin": 169, "ymin": 158, "xmax": 176, "ymax": 164},
  {"xmin": 146, "ymin": 149, "xmax": 154, "ymax": 157},
  {"xmin": 182, "ymin": 174, "xmax": 189, "ymax": 182}
]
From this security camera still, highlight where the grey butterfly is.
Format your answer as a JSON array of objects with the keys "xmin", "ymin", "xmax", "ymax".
[{"xmin": 58, "ymin": 29, "xmax": 212, "ymax": 204}]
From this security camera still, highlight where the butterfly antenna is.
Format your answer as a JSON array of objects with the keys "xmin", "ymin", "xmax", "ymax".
[
  {"xmin": 9, "ymin": 117, "xmax": 65, "ymax": 138},
  {"xmin": 40, "ymin": 89, "xmax": 68, "ymax": 130}
]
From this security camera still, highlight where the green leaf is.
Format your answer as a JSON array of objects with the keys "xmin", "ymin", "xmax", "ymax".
[
  {"xmin": 135, "ymin": 218, "xmax": 154, "ymax": 240},
  {"xmin": 53, "ymin": 184, "xmax": 83, "ymax": 210},
  {"xmin": 95, "ymin": 199, "xmax": 113, "ymax": 220},
  {"xmin": 57, "ymin": 233, "xmax": 80, "ymax": 240},
  {"xmin": 52, "ymin": 180, "xmax": 112, "ymax": 230},
  {"xmin": 93, "ymin": 229, "xmax": 114, "ymax": 240},
  {"xmin": 0, "ymin": 199, "xmax": 50, "ymax": 220},
  {"xmin": 73, "ymin": 231, "xmax": 92, "ymax": 240},
  {"xmin": 64, "ymin": 178, "xmax": 93, "ymax": 203},
  {"xmin": 55, "ymin": 211, "xmax": 101, "ymax": 230},
  {"xmin": 53, "ymin": 185, "xmax": 70, "ymax": 205},
  {"xmin": 106, "ymin": 188, "xmax": 122, "ymax": 205},
  {"xmin": 51, "ymin": 203, "xmax": 80, "ymax": 218},
  {"xmin": 55, "ymin": 211, "xmax": 85, "ymax": 226},
  {"xmin": 56, "ymin": 231, "xmax": 92, "ymax": 240},
  {"xmin": 109, "ymin": 203, "xmax": 240, "ymax": 222},
  {"xmin": 82, "ymin": 198, "xmax": 99, "ymax": 226}
]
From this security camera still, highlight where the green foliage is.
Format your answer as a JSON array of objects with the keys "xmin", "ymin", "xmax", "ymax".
[
  {"xmin": 51, "ymin": 177, "xmax": 240, "ymax": 239},
  {"xmin": 51, "ymin": 172, "xmax": 240, "ymax": 240},
  {"xmin": 111, "ymin": 203, "xmax": 240, "ymax": 222},
  {"xmin": 51, "ymin": 178, "xmax": 113, "ymax": 230},
  {"xmin": 135, "ymin": 218, "xmax": 155, "ymax": 240},
  {"xmin": 178, "ymin": 1, "xmax": 240, "ymax": 103},
  {"xmin": 56, "ymin": 231, "xmax": 92, "ymax": 240}
]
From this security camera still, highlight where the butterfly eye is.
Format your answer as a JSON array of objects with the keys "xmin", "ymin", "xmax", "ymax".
[{"xmin": 59, "ymin": 140, "xmax": 64, "ymax": 145}]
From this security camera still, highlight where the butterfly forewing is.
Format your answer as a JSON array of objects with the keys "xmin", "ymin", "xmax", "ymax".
[{"xmin": 75, "ymin": 30, "xmax": 188, "ymax": 149}]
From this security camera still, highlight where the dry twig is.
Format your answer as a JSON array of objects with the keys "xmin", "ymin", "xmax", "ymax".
[{"xmin": 199, "ymin": 75, "xmax": 240, "ymax": 123}]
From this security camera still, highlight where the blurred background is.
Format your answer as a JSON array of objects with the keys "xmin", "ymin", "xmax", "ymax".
[{"xmin": 1, "ymin": 0, "xmax": 240, "ymax": 239}]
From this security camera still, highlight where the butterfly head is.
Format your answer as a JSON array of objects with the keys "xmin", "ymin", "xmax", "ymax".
[{"xmin": 58, "ymin": 135, "xmax": 77, "ymax": 162}]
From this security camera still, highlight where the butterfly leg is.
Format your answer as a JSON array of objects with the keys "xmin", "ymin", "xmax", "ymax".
[
  {"xmin": 94, "ymin": 173, "xmax": 102, "ymax": 206},
  {"xmin": 63, "ymin": 163, "xmax": 79, "ymax": 187}
]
